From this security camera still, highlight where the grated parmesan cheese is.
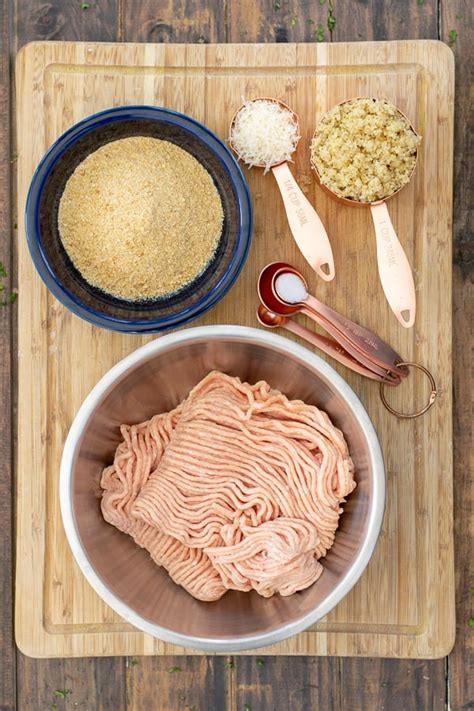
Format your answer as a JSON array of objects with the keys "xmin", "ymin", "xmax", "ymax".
[{"xmin": 229, "ymin": 99, "xmax": 300, "ymax": 174}]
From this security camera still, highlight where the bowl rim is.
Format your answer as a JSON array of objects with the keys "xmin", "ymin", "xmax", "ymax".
[
  {"xmin": 25, "ymin": 104, "xmax": 253, "ymax": 333},
  {"xmin": 60, "ymin": 325, "xmax": 385, "ymax": 652}
]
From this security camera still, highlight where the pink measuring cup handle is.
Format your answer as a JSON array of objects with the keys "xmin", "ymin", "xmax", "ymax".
[
  {"xmin": 370, "ymin": 202, "xmax": 416, "ymax": 328},
  {"xmin": 272, "ymin": 162, "xmax": 335, "ymax": 281}
]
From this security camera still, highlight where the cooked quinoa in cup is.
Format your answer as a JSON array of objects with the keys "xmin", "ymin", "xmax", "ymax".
[{"xmin": 310, "ymin": 98, "xmax": 421, "ymax": 203}]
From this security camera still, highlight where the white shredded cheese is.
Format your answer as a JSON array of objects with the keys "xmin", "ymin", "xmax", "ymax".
[{"xmin": 230, "ymin": 99, "xmax": 300, "ymax": 174}]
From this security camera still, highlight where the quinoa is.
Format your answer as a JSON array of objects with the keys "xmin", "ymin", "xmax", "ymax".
[
  {"xmin": 58, "ymin": 137, "xmax": 224, "ymax": 301},
  {"xmin": 310, "ymin": 98, "xmax": 421, "ymax": 203}
]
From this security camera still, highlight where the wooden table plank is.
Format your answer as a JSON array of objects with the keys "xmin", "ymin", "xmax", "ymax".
[
  {"xmin": 16, "ymin": 657, "xmax": 127, "ymax": 711},
  {"xmin": 13, "ymin": 0, "xmax": 119, "ymax": 45},
  {"xmin": 440, "ymin": 1, "xmax": 474, "ymax": 709},
  {"xmin": 121, "ymin": 0, "xmax": 227, "ymax": 44},
  {"xmin": 233, "ymin": 657, "xmax": 340, "ymax": 710},
  {"xmin": 227, "ymin": 0, "xmax": 439, "ymax": 44},
  {"xmin": 338, "ymin": 658, "xmax": 447, "ymax": 711},
  {"xmin": 126, "ymin": 657, "xmax": 229, "ymax": 711},
  {"xmin": 0, "ymin": 0, "xmax": 15, "ymax": 708},
  {"xmin": 332, "ymin": 0, "xmax": 439, "ymax": 42}
]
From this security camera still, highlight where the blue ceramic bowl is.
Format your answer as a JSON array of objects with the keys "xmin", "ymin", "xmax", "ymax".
[{"xmin": 25, "ymin": 105, "xmax": 252, "ymax": 333}]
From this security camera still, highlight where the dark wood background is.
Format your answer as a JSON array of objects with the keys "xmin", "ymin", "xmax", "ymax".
[{"xmin": 1, "ymin": 1, "xmax": 472, "ymax": 709}]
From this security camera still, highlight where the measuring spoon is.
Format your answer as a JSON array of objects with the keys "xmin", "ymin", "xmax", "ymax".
[
  {"xmin": 257, "ymin": 302, "xmax": 437, "ymax": 418},
  {"xmin": 258, "ymin": 261, "xmax": 406, "ymax": 383},
  {"xmin": 270, "ymin": 264, "xmax": 406, "ymax": 380},
  {"xmin": 257, "ymin": 305, "xmax": 387, "ymax": 381},
  {"xmin": 229, "ymin": 97, "xmax": 335, "ymax": 281}
]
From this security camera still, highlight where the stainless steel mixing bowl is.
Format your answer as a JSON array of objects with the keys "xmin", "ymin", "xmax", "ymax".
[{"xmin": 60, "ymin": 326, "xmax": 385, "ymax": 652}]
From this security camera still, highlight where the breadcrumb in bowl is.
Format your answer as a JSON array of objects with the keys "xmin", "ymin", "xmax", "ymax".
[
  {"xmin": 25, "ymin": 105, "xmax": 253, "ymax": 333},
  {"xmin": 310, "ymin": 98, "xmax": 421, "ymax": 205}
]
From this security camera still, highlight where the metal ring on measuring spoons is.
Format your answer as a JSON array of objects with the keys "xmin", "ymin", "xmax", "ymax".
[{"xmin": 379, "ymin": 362, "xmax": 438, "ymax": 419}]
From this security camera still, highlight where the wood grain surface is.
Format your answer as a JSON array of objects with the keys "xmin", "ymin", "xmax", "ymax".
[
  {"xmin": 15, "ymin": 39, "xmax": 455, "ymax": 661},
  {"xmin": 0, "ymin": 2, "xmax": 16, "ymax": 710},
  {"xmin": 2, "ymin": 0, "xmax": 472, "ymax": 709}
]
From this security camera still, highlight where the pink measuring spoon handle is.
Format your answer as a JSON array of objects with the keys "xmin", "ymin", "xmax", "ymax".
[
  {"xmin": 299, "ymin": 305, "xmax": 397, "ymax": 380},
  {"xmin": 271, "ymin": 162, "xmax": 335, "ymax": 281},
  {"xmin": 283, "ymin": 318, "xmax": 390, "ymax": 382},
  {"xmin": 370, "ymin": 201, "xmax": 416, "ymax": 329},
  {"xmin": 303, "ymin": 292, "xmax": 406, "ymax": 377}
]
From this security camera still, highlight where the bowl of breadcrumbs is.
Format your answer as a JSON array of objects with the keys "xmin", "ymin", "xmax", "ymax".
[{"xmin": 25, "ymin": 105, "xmax": 252, "ymax": 332}]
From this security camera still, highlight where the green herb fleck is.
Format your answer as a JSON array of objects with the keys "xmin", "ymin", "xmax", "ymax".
[
  {"xmin": 168, "ymin": 666, "xmax": 182, "ymax": 673},
  {"xmin": 224, "ymin": 660, "xmax": 235, "ymax": 669},
  {"xmin": 0, "ymin": 291, "xmax": 16, "ymax": 306},
  {"xmin": 319, "ymin": 0, "xmax": 326, "ymax": 4},
  {"xmin": 417, "ymin": 0, "xmax": 425, "ymax": 5},
  {"xmin": 455, "ymin": 14, "xmax": 463, "ymax": 19},
  {"xmin": 51, "ymin": 705, "xmax": 57, "ymax": 710},
  {"xmin": 130, "ymin": 658, "xmax": 139, "ymax": 666},
  {"xmin": 315, "ymin": 23, "xmax": 325, "ymax": 42},
  {"xmin": 447, "ymin": 29, "xmax": 458, "ymax": 48},
  {"xmin": 327, "ymin": 9, "xmax": 336, "ymax": 32},
  {"xmin": 290, "ymin": 17, "xmax": 298, "ymax": 27},
  {"xmin": 469, "ymin": 618, "xmax": 474, "ymax": 627},
  {"xmin": 381, "ymin": 681, "xmax": 389, "ymax": 687},
  {"xmin": 81, "ymin": 2, "xmax": 90, "ymax": 9},
  {"xmin": 469, "ymin": 586, "xmax": 474, "ymax": 594},
  {"xmin": 274, "ymin": 1, "xmax": 281, "ymax": 8},
  {"xmin": 0, "ymin": 284, "xmax": 4, "ymax": 292},
  {"xmin": 244, "ymin": 705, "xmax": 251, "ymax": 711},
  {"xmin": 256, "ymin": 658, "xmax": 265, "ymax": 667},
  {"xmin": 0, "ymin": 262, "xmax": 6, "ymax": 277},
  {"xmin": 53, "ymin": 689, "xmax": 71, "ymax": 699},
  {"xmin": 307, "ymin": 18, "xmax": 314, "ymax": 23},
  {"xmin": 325, "ymin": 0, "xmax": 336, "ymax": 36},
  {"xmin": 10, "ymin": 153, "xmax": 18, "ymax": 164}
]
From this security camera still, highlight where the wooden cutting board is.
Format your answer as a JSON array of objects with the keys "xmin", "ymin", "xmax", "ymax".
[{"xmin": 15, "ymin": 40, "xmax": 454, "ymax": 658}]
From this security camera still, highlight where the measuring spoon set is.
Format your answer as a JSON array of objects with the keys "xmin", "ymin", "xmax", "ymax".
[{"xmin": 256, "ymin": 262, "xmax": 436, "ymax": 418}]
